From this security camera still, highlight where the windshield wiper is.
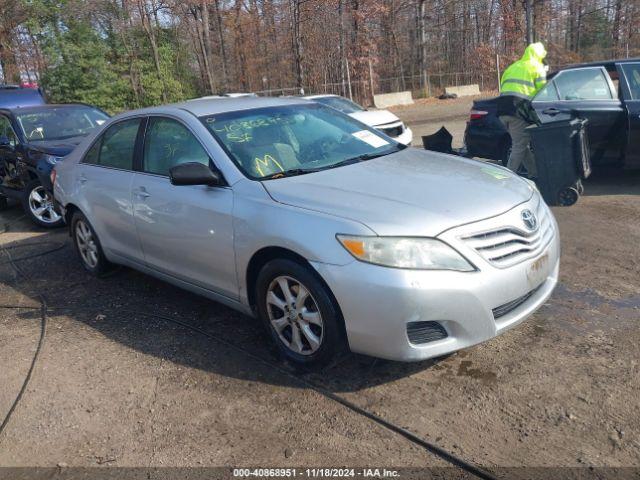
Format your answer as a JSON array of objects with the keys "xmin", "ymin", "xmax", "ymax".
[
  {"xmin": 333, "ymin": 143, "xmax": 408, "ymax": 168},
  {"xmin": 261, "ymin": 168, "xmax": 322, "ymax": 180}
]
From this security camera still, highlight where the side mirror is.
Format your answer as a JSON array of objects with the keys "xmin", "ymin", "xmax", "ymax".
[
  {"xmin": 169, "ymin": 162, "xmax": 224, "ymax": 187},
  {"xmin": 0, "ymin": 135, "xmax": 13, "ymax": 149}
]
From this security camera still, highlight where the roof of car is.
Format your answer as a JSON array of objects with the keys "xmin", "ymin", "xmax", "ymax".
[
  {"xmin": 169, "ymin": 96, "xmax": 312, "ymax": 117},
  {"xmin": 0, "ymin": 87, "xmax": 45, "ymax": 109},
  {"xmin": 0, "ymin": 103, "xmax": 101, "ymax": 115},
  {"xmin": 560, "ymin": 57, "xmax": 640, "ymax": 72}
]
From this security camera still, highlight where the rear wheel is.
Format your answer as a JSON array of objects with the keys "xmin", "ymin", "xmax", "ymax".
[
  {"xmin": 255, "ymin": 258, "xmax": 346, "ymax": 368},
  {"xmin": 71, "ymin": 212, "xmax": 111, "ymax": 275},
  {"xmin": 22, "ymin": 180, "xmax": 63, "ymax": 228}
]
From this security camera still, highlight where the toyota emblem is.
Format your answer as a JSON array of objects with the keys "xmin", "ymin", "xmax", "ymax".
[{"xmin": 521, "ymin": 209, "xmax": 538, "ymax": 231}]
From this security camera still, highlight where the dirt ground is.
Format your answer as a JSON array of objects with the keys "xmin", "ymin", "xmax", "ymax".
[{"xmin": 1, "ymin": 100, "xmax": 639, "ymax": 479}]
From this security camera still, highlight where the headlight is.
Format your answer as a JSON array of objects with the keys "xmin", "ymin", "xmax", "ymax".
[
  {"xmin": 336, "ymin": 235, "xmax": 475, "ymax": 271},
  {"xmin": 44, "ymin": 154, "xmax": 64, "ymax": 166}
]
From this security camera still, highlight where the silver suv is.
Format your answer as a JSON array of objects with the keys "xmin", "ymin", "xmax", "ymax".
[{"xmin": 53, "ymin": 97, "xmax": 559, "ymax": 367}]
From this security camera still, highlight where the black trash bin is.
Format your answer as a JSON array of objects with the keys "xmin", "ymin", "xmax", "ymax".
[{"xmin": 526, "ymin": 118, "xmax": 591, "ymax": 206}]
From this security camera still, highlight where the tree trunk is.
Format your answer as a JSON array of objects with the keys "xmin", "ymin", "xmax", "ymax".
[{"xmin": 137, "ymin": 0, "xmax": 168, "ymax": 101}]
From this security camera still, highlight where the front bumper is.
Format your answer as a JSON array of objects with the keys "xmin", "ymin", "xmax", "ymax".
[{"xmin": 312, "ymin": 195, "xmax": 560, "ymax": 362}]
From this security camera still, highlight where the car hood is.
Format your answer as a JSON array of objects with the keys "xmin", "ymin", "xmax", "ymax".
[
  {"xmin": 26, "ymin": 135, "xmax": 86, "ymax": 157},
  {"xmin": 349, "ymin": 109, "xmax": 402, "ymax": 128},
  {"xmin": 263, "ymin": 148, "xmax": 534, "ymax": 237}
]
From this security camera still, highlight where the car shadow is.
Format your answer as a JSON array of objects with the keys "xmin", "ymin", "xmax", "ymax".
[{"xmin": 0, "ymin": 225, "xmax": 437, "ymax": 394}]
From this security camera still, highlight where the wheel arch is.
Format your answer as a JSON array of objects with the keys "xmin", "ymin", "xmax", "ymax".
[
  {"xmin": 62, "ymin": 203, "xmax": 83, "ymax": 233},
  {"xmin": 245, "ymin": 246, "xmax": 348, "ymax": 340}
]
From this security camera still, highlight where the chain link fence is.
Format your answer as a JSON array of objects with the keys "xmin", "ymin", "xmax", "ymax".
[{"xmin": 254, "ymin": 71, "xmax": 500, "ymax": 105}]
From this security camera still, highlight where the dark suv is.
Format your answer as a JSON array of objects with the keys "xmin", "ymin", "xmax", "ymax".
[{"xmin": 0, "ymin": 104, "xmax": 110, "ymax": 227}]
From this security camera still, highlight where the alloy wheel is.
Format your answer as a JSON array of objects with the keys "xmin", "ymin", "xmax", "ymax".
[
  {"xmin": 266, "ymin": 275, "xmax": 324, "ymax": 356},
  {"xmin": 75, "ymin": 220, "xmax": 99, "ymax": 268},
  {"xmin": 28, "ymin": 186, "xmax": 61, "ymax": 224}
]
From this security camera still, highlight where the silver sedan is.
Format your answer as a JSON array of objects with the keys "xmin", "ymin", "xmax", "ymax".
[{"xmin": 53, "ymin": 97, "xmax": 559, "ymax": 367}]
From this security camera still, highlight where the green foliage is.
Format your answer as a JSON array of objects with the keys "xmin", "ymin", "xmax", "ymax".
[
  {"xmin": 28, "ymin": 0, "xmax": 200, "ymax": 113},
  {"xmin": 40, "ymin": 22, "xmax": 132, "ymax": 113},
  {"xmin": 578, "ymin": 11, "xmax": 614, "ymax": 57}
]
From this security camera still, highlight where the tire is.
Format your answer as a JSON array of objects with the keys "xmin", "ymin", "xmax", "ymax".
[
  {"xmin": 22, "ymin": 180, "xmax": 64, "ymax": 228},
  {"xmin": 255, "ymin": 258, "xmax": 346, "ymax": 368},
  {"xmin": 71, "ymin": 211, "xmax": 111, "ymax": 275}
]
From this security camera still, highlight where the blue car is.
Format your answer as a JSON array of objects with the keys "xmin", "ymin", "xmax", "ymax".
[
  {"xmin": 0, "ymin": 84, "xmax": 46, "ymax": 109},
  {"xmin": 0, "ymin": 104, "xmax": 109, "ymax": 227}
]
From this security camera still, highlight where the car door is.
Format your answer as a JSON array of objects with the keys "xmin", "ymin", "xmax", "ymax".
[
  {"xmin": 75, "ymin": 117, "xmax": 145, "ymax": 262},
  {"xmin": 619, "ymin": 63, "xmax": 640, "ymax": 169},
  {"xmin": 131, "ymin": 116, "xmax": 237, "ymax": 299},
  {"xmin": 0, "ymin": 114, "xmax": 21, "ymax": 186},
  {"xmin": 533, "ymin": 67, "xmax": 626, "ymax": 163}
]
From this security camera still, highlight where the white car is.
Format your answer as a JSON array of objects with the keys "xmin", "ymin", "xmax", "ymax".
[{"xmin": 304, "ymin": 94, "xmax": 413, "ymax": 146}]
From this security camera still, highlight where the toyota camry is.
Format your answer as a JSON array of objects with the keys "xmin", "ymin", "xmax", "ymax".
[{"xmin": 52, "ymin": 96, "xmax": 559, "ymax": 367}]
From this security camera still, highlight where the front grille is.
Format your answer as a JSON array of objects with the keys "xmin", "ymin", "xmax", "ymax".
[
  {"xmin": 406, "ymin": 321, "xmax": 448, "ymax": 345},
  {"xmin": 379, "ymin": 123, "xmax": 404, "ymax": 138},
  {"xmin": 492, "ymin": 285, "xmax": 542, "ymax": 319},
  {"xmin": 462, "ymin": 199, "xmax": 553, "ymax": 268}
]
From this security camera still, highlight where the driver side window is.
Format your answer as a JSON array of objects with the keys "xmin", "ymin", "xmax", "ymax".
[
  {"xmin": 0, "ymin": 116, "xmax": 18, "ymax": 148},
  {"xmin": 143, "ymin": 117, "xmax": 210, "ymax": 176}
]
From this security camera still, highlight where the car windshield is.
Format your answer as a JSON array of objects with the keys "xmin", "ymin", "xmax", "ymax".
[
  {"xmin": 15, "ymin": 106, "xmax": 109, "ymax": 142},
  {"xmin": 201, "ymin": 104, "xmax": 404, "ymax": 180},
  {"xmin": 310, "ymin": 96, "xmax": 365, "ymax": 114}
]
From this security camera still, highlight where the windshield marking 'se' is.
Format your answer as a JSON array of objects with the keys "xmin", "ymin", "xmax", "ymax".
[
  {"xmin": 200, "ymin": 104, "xmax": 404, "ymax": 180},
  {"xmin": 16, "ymin": 107, "xmax": 109, "ymax": 142}
]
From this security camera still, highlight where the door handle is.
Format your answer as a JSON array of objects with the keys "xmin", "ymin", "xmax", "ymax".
[
  {"xmin": 542, "ymin": 107, "xmax": 561, "ymax": 116},
  {"xmin": 133, "ymin": 188, "xmax": 150, "ymax": 199},
  {"xmin": 78, "ymin": 174, "xmax": 87, "ymax": 184}
]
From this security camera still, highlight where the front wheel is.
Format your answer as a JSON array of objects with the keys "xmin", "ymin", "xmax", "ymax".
[
  {"xmin": 22, "ymin": 180, "xmax": 64, "ymax": 228},
  {"xmin": 255, "ymin": 259, "xmax": 346, "ymax": 368}
]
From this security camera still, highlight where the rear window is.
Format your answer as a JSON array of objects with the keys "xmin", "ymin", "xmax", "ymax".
[{"xmin": 310, "ymin": 96, "xmax": 365, "ymax": 114}]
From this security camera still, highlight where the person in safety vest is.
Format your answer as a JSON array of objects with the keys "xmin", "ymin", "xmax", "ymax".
[{"xmin": 498, "ymin": 42, "xmax": 548, "ymax": 178}]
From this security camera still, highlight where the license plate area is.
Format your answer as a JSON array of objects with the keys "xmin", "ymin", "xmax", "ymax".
[{"xmin": 526, "ymin": 252, "xmax": 550, "ymax": 289}]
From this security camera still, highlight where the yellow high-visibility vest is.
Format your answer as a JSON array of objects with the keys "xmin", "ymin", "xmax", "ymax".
[{"xmin": 500, "ymin": 43, "xmax": 548, "ymax": 98}]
